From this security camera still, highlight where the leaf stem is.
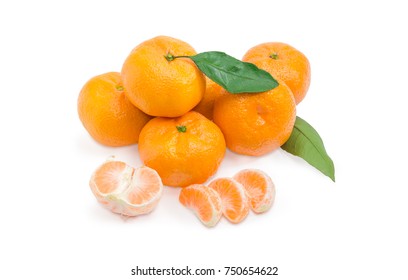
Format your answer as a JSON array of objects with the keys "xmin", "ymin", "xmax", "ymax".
[{"xmin": 164, "ymin": 52, "xmax": 191, "ymax": 62}]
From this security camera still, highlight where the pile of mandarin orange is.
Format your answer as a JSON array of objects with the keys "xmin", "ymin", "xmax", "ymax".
[{"xmin": 78, "ymin": 35, "xmax": 310, "ymax": 226}]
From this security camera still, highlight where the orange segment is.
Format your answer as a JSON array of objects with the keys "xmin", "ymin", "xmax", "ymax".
[
  {"xmin": 127, "ymin": 167, "xmax": 163, "ymax": 205},
  {"xmin": 89, "ymin": 159, "xmax": 163, "ymax": 217},
  {"xmin": 208, "ymin": 178, "xmax": 249, "ymax": 223},
  {"xmin": 90, "ymin": 160, "xmax": 133, "ymax": 196},
  {"xmin": 233, "ymin": 169, "xmax": 275, "ymax": 213},
  {"xmin": 179, "ymin": 184, "xmax": 222, "ymax": 227}
]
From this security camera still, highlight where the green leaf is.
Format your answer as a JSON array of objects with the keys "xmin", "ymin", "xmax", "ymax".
[
  {"xmin": 189, "ymin": 51, "xmax": 279, "ymax": 93},
  {"xmin": 281, "ymin": 116, "xmax": 335, "ymax": 182}
]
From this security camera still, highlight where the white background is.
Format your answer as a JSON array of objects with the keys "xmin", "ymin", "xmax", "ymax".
[{"xmin": 1, "ymin": 0, "xmax": 407, "ymax": 279}]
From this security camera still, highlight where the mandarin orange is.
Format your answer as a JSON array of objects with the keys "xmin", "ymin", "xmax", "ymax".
[
  {"xmin": 138, "ymin": 111, "xmax": 226, "ymax": 187},
  {"xmin": 121, "ymin": 36, "xmax": 205, "ymax": 117},
  {"xmin": 213, "ymin": 83, "xmax": 296, "ymax": 156},
  {"xmin": 77, "ymin": 72, "xmax": 151, "ymax": 146},
  {"xmin": 243, "ymin": 42, "xmax": 310, "ymax": 104}
]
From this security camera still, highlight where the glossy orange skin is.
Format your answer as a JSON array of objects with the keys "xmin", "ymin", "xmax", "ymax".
[
  {"xmin": 138, "ymin": 111, "xmax": 226, "ymax": 187},
  {"xmin": 243, "ymin": 42, "xmax": 311, "ymax": 104},
  {"xmin": 121, "ymin": 36, "xmax": 205, "ymax": 117},
  {"xmin": 193, "ymin": 77, "xmax": 223, "ymax": 120},
  {"xmin": 77, "ymin": 72, "xmax": 151, "ymax": 146},
  {"xmin": 213, "ymin": 83, "xmax": 296, "ymax": 156}
]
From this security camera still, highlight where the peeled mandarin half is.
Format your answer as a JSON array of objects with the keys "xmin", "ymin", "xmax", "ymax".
[
  {"xmin": 89, "ymin": 159, "xmax": 163, "ymax": 216},
  {"xmin": 179, "ymin": 184, "xmax": 222, "ymax": 227},
  {"xmin": 208, "ymin": 178, "xmax": 249, "ymax": 223},
  {"xmin": 233, "ymin": 169, "xmax": 275, "ymax": 213}
]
